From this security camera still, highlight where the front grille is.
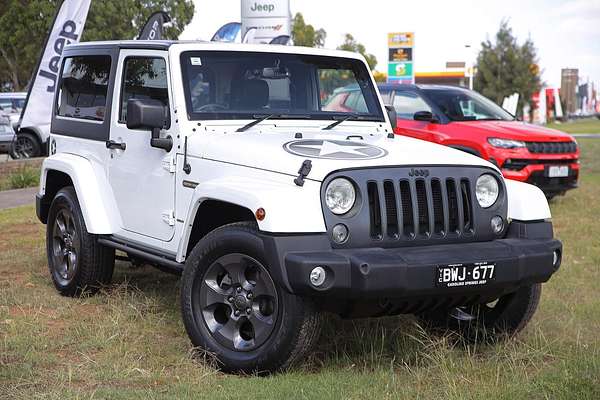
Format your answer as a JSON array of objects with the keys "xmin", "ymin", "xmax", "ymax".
[
  {"xmin": 367, "ymin": 177, "xmax": 473, "ymax": 240},
  {"xmin": 322, "ymin": 166, "xmax": 507, "ymax": 248},
  {"xmin": 526, "ymin": 141, "xmax": 577, "ymax": 154}
]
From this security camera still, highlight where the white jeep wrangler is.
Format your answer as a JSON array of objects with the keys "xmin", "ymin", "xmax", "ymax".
[{"xmin": 36, "ymin": 40, "xmax": 562, "ymax": 374}]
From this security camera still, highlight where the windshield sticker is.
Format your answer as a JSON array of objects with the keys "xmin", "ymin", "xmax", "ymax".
[
  {"xmin": 190, "ymin": 57, "xmax": 202, "ymax": 66},
  {"xmin": 283, "ymin": 140, "xmax": 388, "ymax": 160}
]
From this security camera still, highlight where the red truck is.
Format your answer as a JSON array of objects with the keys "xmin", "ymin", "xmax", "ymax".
[{"xmin": 378, "ymin": 84, "xmax": 579, "ymax": 199}]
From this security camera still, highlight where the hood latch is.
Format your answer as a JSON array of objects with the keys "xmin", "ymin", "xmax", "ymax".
[{"xmin": 294, "ymin": 159, "xmax": 312, "ymax": 187}]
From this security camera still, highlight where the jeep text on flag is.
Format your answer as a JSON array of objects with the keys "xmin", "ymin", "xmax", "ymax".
[{"xmin": 19, "ymin": 0, "xmax": 91, "ymax": 131}]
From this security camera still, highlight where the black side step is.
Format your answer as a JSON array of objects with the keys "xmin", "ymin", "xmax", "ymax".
[{"xmin": 98, "ymin": 237, "xmax": 184, "ymax": 275}]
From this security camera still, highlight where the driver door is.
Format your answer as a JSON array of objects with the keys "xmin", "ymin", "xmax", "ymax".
[{"xmin": 108, "ymin": 50, "xmax": 176, "ymax": 242}]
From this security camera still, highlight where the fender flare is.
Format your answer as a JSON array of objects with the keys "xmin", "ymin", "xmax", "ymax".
[
  {"xmin": 505, "ymin": 179, "xmax": 551, "ymax": 221},
  {"xmin": 176, "ymin": 174, "xmax": 326, "ymax": 261},
  {"xmin": 40, "ymin": 153, "xmax": 121, "ymax": 234}
]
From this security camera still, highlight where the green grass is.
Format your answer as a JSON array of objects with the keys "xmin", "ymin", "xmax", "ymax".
[
  {"xmin": 0, "ymin": 165, "xmax": 40, "ymax": 191},
  {"xmin": 546, "ymin": 118, "xmax": 600, "ymax": 134},
  {"xmin": 1, "ymin": 141, "xmax": 600, "ymax": 399}
]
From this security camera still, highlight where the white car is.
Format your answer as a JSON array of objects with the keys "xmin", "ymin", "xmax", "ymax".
[{"xmin": 36, "ymin": 40, "xmax": 562, "ymax": 374}]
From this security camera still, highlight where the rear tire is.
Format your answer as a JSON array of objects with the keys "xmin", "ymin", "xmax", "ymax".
[
  {"xmin": 180, "ymin": 222, "xmax": 322, "ymax": 374},
  {"xmin": 420, "ymin": 284, "xmax": 542, "ymax": 341},
  {"xmin": 46, "ymin": 186, "xmax": 115, "ymax": 296},
  {"xmin": 11, "ymin": 132, "xmax": 41, "ymax": 159}
]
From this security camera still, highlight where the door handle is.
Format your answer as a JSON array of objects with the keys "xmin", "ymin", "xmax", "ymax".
[{"xmin": 106, "ymin": 140, "xmax": 126, "ymax": 151}]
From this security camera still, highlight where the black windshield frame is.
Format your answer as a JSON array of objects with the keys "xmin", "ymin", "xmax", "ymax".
[{"xmin": 180, "ymin": 51, "xmax": 385, "ymax": 122}]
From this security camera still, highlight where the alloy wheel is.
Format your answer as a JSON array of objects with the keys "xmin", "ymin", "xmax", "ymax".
[
  {"xmin": 195, "ymin": 253, "xmax": 278, "ymax": 351},
  {"xmin": 51, "ymin": 208, "xmax": 80, "ymax": 286}
]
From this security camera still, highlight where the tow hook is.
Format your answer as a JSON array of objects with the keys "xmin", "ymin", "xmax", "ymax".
[{"xmin": 294, "ymin": 159, "xmax": 312, "ymax": 187}]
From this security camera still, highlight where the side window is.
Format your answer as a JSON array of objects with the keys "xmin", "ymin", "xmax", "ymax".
[
  {"xmin": 393, "ymin": 91, "xmax": 432, "ymax": 119},
  {"xmin": 120, "ymin": 57, "xmax": 169, "ymax": 122},
  {"xmin": 57, "ymin": 55, "xmax": 111, "ymax": 121}
]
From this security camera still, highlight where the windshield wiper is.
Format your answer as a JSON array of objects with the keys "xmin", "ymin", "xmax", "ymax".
[
  {"xmin": 236, "ymin": 114, "xmax": 277, "ymax": 132},
  {"xmin": 322, "ymin": 114, "xmax": 359, "ymax": 130},
  {"xmin": 236, "ymin": 113, "xmax": 311, "ymax": 132}
]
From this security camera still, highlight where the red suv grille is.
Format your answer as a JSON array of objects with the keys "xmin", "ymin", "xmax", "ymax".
[{"xmin": 526, "ymin": 141, "xmax": 577, "ymax": 154}]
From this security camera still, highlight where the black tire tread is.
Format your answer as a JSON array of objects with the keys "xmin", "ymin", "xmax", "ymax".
[
  {"xmin": 181, "ymin": 221, "xmax": 322, "ymax": 374},
  {"xmin": 47, "ymin": 186, "xmax": 114, "ymax": 296}
]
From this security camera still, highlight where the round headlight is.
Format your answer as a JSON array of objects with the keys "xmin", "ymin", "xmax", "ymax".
[
  {"xmin": 325, "ymin": 178, "xmax": 356, "ymax": 215},
  {"xmin": 476, "ymin": 174, "xmax": 499, "ymax": 208}
]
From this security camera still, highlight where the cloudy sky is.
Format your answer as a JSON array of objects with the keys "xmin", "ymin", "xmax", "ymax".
[{"xmin": 180, "ymin": 0, "xmax": 600, "ymax": 87}]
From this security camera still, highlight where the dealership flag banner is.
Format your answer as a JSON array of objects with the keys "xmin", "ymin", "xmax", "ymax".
[
  {"xmin": 138, "ymin": 11, "xmax": 171, "ymax": 40},
  {"xmin": 211, "ymin": 22, "xmax": 242, "ymax": 42},
  {"xmin": 19, "ymin": 0, "xmax": 91, "ymax": 131}
]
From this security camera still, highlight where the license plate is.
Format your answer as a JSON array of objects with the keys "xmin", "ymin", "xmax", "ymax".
[
  {"xmin": 436, "ymin": 262, "xmax": 496, "ymax": 288},
  {"xmin": 547, "ymin": 165, "xmax": 569, "ymax": 178}
]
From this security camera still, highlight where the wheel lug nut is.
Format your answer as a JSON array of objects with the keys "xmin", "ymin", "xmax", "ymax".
[
  {"xmin": 236, "ymin": 287, "xmax": 242, "ymax": 293},
  {"xmin": 247, "ymin": 293, "xmax": 253, "ymax": 300},
  {"xmin": 246, "ymin": 307, "xmax": 252, "ymax": 314},
  {"xmin": 234, "ymin": 310, "xmax": 241, "ymax": 317},
  {"xmin": 228, "ymin": 296, "xmax": 234, "ymax": 302}
]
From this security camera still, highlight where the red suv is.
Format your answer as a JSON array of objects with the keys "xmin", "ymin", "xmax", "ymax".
[{"xmin": 378, "ymin": 84, "xmax": 579, "ymax": 199}]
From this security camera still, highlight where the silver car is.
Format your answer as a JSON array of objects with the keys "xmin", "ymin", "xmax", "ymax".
[{"xmin": 0, "ymin": 113, "xmax": 14, "ymax": 154}]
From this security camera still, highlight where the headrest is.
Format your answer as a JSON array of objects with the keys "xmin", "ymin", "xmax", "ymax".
[{"xmin": 237, "ymin": 79, "xmax": 269, "ymax": 109}]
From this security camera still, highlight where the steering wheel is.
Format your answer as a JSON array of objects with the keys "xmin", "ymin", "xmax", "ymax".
[{"xmin": 194, "ymin": 103, "xmax": 227, "ymax": 112}]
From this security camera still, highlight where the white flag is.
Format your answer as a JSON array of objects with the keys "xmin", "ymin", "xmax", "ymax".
[{"xmin": 19, "ymin": 0, "xmax": 91, "ymax": 132}]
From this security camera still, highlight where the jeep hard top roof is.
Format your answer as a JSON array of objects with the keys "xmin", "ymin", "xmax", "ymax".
[{"xmin": 63, "ymin": 40, "xmax": 367, "ymax": 62}]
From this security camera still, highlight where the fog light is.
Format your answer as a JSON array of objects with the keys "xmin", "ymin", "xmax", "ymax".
[
  {"xmin": 331, "ymin": 223, "xmax": 349, "ymax": 244},
  {"xmin": 491, "ymin": 215, "xmax": 504, "ymax": 234},
  {"xmin": 310, "ymin": 266, "xmax": 326, "ymax": 287}
]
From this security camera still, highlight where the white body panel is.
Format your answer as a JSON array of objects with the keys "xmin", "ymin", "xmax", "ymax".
[
  {"xmin": 107, "ymin": 49, "xmax": 177, "ymax": 242},
  {"xmin": 40, "ymin": 152, "xmax": 121, "ymax": 234},
  {"xmin": 505, "ymin": 179, "xmax": 551, "ymax": 221},
  {"xmin": 39, "ymin": 41, "xmax": 552, "ymax": 260}
]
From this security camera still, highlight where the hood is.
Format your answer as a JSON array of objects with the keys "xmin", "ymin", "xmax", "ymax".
[
  {"xmin": 195, "ymin": 128, "xmax": 495, "ymax": 182},
  {"xmin": 451, "ymin": 120, "xmax": 574, "ymax": 141}
]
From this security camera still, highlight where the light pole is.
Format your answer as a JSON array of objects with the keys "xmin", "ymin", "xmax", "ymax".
[{"xmin": 465, "ymin": 44, "xmax": 474, "ymax": 90}]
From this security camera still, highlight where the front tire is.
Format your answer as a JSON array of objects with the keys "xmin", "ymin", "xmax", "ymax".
[
  {"xmin": 46, "ymin": 186, "xmax": 115, "ymax": 296},
  {"xmin": 420, "ymin": 284, "xmax": 542, "ymax": 341},
  {"xmin": 181, "ymin": 222, "xmax": 322, "ymax": 374}
]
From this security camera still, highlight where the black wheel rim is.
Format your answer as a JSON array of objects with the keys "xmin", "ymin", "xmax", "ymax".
[
  {"xmin": 50, "ymin": 208, "xmax": 80, "ymax": 286},
  {"xmin": 14, "ymin": 136, "xmax": 34, "ymax": 158},
  {"xmin": 194, "ymin": 253, "xmax": 278, "ymax": 352}
]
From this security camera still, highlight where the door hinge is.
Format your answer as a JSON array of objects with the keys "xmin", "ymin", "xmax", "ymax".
[
  {"xmin": 161, "ymin": 155, "xmax": 176, "ymax": 173},
  {"xmin": 161, "ymin": 210, "xmax": 175, "ymax": 226}
]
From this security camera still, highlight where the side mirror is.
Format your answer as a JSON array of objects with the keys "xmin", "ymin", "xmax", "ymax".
[
  {"xmin": 413, "ymin": 110, "xmax": 437, "ymax": 123},
  {"xmin": 126, "ymin": 99, "xmax": 172, "ymax": 151},
  {"xmin": 384, "ymin": 105, "xmax": 397, "ymax": 130}
]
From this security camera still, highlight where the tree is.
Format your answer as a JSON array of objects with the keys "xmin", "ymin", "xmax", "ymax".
[
  {"xmin": 474, "ymin": 21, "xmax": 541, "ymax": 116},
  {"xmin": 0, "ymin": 0, "xmax": 194, "ymax": 91},
  {"xmin": 291, "ymin": 13, "xmax": 326, "ymax": 48},
  {"xmin": 337, "ymin": 34, "xmax": 377, "ymax": 70}
]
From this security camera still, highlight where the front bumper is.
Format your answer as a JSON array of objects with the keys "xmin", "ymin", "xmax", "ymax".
[
  {"xmin": 500, "ymin": 158, "xmax": 579, "ymax": 195},
  {"xmin": 262, "ymin": 221, "xmax": 561, "ymax": 300}
]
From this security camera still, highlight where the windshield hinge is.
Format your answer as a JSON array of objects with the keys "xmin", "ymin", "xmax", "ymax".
[
  {"xmin": 294, "ymin": 159, "xmax": 312, "ymax": 187},
  {"xmin": 161, "ymin": 154, "xmax": 176, "ymax": 173},
  {"xmin": 161, "ymin": 210, "xmax": 175, "ymax": 226}
]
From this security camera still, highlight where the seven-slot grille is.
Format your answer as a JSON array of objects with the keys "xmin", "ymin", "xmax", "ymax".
[
  {"xmin": 526, "ymin": 141, "xmax": 577, "ymax": 154},
  {"xmin": 367, "ymin": 177, "xmax": 473, "ymax": 240}
]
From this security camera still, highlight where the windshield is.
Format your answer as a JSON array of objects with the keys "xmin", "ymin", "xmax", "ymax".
[
  {"xmin": 180, "ymin": 51, "xmax": 384, "ymax": 122},
  {"xmin": 422, "ymin": 88, "xmax": 514, "ymax": 121}
]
